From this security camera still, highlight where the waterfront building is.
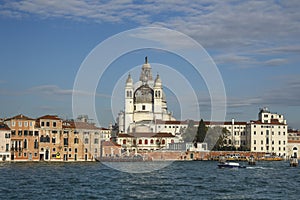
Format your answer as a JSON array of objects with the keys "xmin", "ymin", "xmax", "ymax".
[
  {"xmin": 62, "ymin": 116, "xmax": 111, "ymax": 161},
  {"xmin": 118, "ymin": 57, "xmax": 176, "ymax": 134},
  {"xmin": 204, "ymin": 120, "xmax": 248, "ymax": 149},
  {"xmin": 246, "ymin": 108, "xmax": 288, "ymax": 157},
  {"xmin": 0, "ymin": 123, "xmax": 11, "ymax": 161},
  {"xmin": 37, "ymin": 115, "xmax": 64, "ymax": 161},
  {"xmin": 287, "ymin": 129, "xmax": 300, "ymax": 159},
  {"xmin": 4, "ymin": 114, "xmax": 39, "ymax": 161},
  {"xmin": 116, "ymin": 57, "xmax": 182, "ymax": 153}
]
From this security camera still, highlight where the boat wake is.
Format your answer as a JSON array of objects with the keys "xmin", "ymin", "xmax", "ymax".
[{"xmin": 246, "ymin": 166, "xmax": 274, "ymax": 170}]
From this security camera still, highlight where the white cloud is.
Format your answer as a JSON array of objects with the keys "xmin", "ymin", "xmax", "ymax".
[{"xmin": 28, "ymin": 84, "xmax": 111, "ymax": 98}]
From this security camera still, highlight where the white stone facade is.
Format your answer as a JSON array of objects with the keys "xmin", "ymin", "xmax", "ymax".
[
  {"xmin": 246, "ymin": 108, "xmax": 288, "ymax": 157},
  {"xmin": 118, "ymin": 57, "xmax": 175, "ymax": 134}
]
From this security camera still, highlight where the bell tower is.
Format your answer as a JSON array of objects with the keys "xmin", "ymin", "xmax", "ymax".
[
  {"xmin": 154, "ymin": 74, "xmax": 163, "ymax": 120},
  {"xmin": 125, "ymin": 74, "xmax": 134, "ymax": 132}
]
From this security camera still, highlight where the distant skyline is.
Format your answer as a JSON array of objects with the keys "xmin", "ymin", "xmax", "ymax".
[{"xmin": 0, "ymin": 1, "xmax": 300, "ymax": 128}]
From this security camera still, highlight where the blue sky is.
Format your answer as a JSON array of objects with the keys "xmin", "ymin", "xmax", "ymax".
[{"xmin": 0, "ymin": 0, "xmax": 300, "ymax": 128}]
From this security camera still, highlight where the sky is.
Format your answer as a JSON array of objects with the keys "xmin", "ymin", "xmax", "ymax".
[{"xmin": 0, "ymin": 0, "xmax": 300, "ymax": 129}]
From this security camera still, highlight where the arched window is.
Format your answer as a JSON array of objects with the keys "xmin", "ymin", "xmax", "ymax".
[
  {"xmin": 150, "ymin": 139, "xmax": 154, "ymax": 144},
  {"xmin": 145, "ymin": 139, "xmax": 148, "ymax": 145},
  {"xmin": 24, "ymin": 139, "xmax": 27, "ymax": 149},
  {"xmin": 123, "ymin": 139, "xmax": 126, "ymax": 145},
  {"xmin": 127, "ymin": 91, "xmax": 129, "ymax": 97},
  {"xmin": 171, "ymin": 139, "xmax": 174, "ymax": 144},
  {"xmin": 139, "ymin": 139, "xmax": 142, "ymax": 145},
  {"xmin": 162, "ymin": 139, "xmax": 165, "ymax": 145},
  {"xmin": 293, "ymin": 147, "xmax": 298, "ymax": 151},
  {"xmin": 133, "ymin": 139, "xmax": 136, "ymax": 145}
]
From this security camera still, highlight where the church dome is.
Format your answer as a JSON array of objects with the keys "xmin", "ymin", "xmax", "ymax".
[{"xmin": 134, "ymin": 84, "xmax": 154, "ymax": 104}]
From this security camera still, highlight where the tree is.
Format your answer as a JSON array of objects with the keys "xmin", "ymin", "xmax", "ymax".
[
  {"xmin": 205, "ymin": 126, "xmax": 230, "ymax": 150},
  {"xmin": 193, "ymin": 119, "xmax": 207, "ymax": 147},
  {"xmin": 181, "ymin": 120, "xmax": 197, "ymax": 142}
]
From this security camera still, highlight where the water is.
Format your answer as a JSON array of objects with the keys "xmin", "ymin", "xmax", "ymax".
[{"xmin": 0, "ymin": 161, "xmax": 299, "ymax": 199}]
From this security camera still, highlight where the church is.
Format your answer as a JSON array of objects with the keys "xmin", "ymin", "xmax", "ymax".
[
  {"xmin": 117, "ymin": 57, "xmax": 183, "ymax": 152},
  {"xmin": 118, "ymin": 57, "xmax": 176, "ymax": 134}
]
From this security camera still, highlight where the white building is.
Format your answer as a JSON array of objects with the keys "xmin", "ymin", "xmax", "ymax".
[
  {"xmin": 0, "ymin": 123, "xmax": 11, "ymax": 161},
  {"xmin": 246, "ymin": 108, "xmax": 288, "ymax": 157},
  {"xmin": 286, "ymin": 129, "xmax": 300, "ymax": 159},
  {"xmin": 118, "ymin": 57, "xmax": 175, "ymax": 134}
]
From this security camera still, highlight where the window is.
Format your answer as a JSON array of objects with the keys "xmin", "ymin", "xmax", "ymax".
[
  {"xmin": 278, "ymin": 140, "xmax": 281, "ymax": 145},
  {"xmin": 34, "ymin": 131, "xmax": 39, "ymax": 136},
  {"xmin": 18, "ymin": 122, "xmax": 22, "ymax": 127},
  {"xmin": 261, "ymin": 147, "xmax": 263, "ymax": 151},
  {"xmin": 34, "ymin": 153, "xmax": 37, "ymax": 157},
  {"xmin": 34, "ymin": 140, "xmax": 38, "ymax": 149},
  {"xmin": 24, "ymin": 130, "xmax": 28, "ymax": 136},
  {"xmin": 29, "ymin": 122, "xmax": 33, "ymax": 127},
  {"xmin": 69, "ymin": 148, "xmax": 71, "ymax": 152},
  {"xmin": 134, "ymin": 105, "xmax": 136, "ymax": 110},
  {"xmin": 41, "ymin": 121, "xmax": 45, "ymax": 127},
  {"xmin": 46, "ymin": 122, "xmax": 50, "ymax": 127},
  {"xmin": 150, "ymin": 139, "xmax": 154, "ymax": 144},
  {"xmin": 5, "ymin": 133, "xmax": 10, "ymax": 138},
  {"xmin": 6, "ymin": 144, "xmax": 9, "ymax": 151},
  {"xmin": 24, "ymin": 139, "xmax": 27, "ymax": 149},
  {"xmin": 254, "ymin": 131, "xmax": 256, "ymax": 135},
  {"xmin": 94, "ymin": 139, "xmax": 99, "ymax": 144},
  {"xmin": 95, "ymin": 148, "xmax": 97, "ymax": 153},
  {"xmin": 74, "ymin": 138, "xmax": 79, "ymax": 144},
  {"xmin": 85, "ymin": 148, "xmax": 88, "ymax": 153},
  {"xmin": 145, "ymin": 139, "xmax": 148, "ymax": 145},
  {"xmin": 142, "ymin": 105, "xmax": 146, "ymax": 110},
  {"xmin": 162, "ymin": 140, "xmax": 165, "ymax": 145},
  {"xmin": 261, "ymin": 140, "xmax": 263, "ymax": 145},
  {"xmin": 24, "ymin": 122, "xmax": 28, "ymax": 127},
  {"xmin": 53, "ymin": 148, "xmax": 56, "ymax": 152},
  {"xmin": 12, "ymin": 121, "xmax": 15, "ymax": 127},
  {"xmin": 254, "ymin": 140, "xmax": 256, "ymax": 145},
  {"xmin": 278, "ymin": 131, "xmax": 280, "ymax": 135},
  {"xmin": 64, "ymin": 138, "xmax": 68, "ymax": 146},
  {"xmin": 53, "ymin": 122, "xmax": 56, "ymax": 127},
  {"xmin": 123, "ymin": 139, "xmax": 126, "ymax": 145},
  {"xmin": 261, "ymin": 131, "xmax": 263, "ymax": 135},
  {"xmin": 84, "ymin": 138, "xmax": 89, "ymax": 144},
  {"xmin": 52, "ymin": 137, "xmax": 56, "ymax": 144},
  {"xmin": 18, "ymin": 130, "xmax": 22, "ymax": 136},
  {"xmin": 254, "ymin": 147, "xmax": 256, "ymax": 150},
  {"xmin": 29, "ymin": 131, "xmax": 33, "ymax": 136},
  {"xmin": 139, "ymin": 139, "xmax": 142, "ymax": 144},
  {"xmin": 11, "ymin": 130, "xmax": 16, "ymax": 135}
]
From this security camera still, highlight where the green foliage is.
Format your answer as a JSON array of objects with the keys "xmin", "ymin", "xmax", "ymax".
[
  {"xmin": 193, "ymin": 119, "xmax": 207, "ymax": 146},
  {"xmin": 181, "ymin": 120, "xmax": 197, "ymax": 142}
]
